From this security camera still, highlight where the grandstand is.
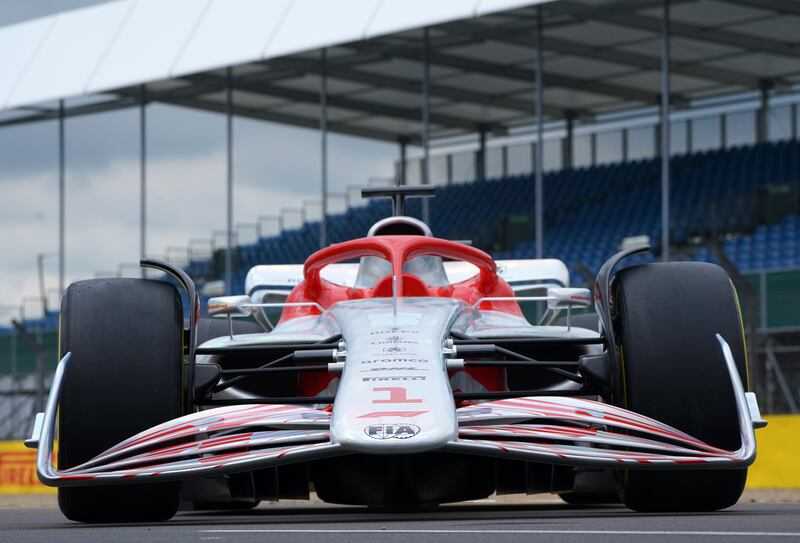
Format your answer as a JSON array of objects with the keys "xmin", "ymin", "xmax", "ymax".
[
  {"xmin": 182, "ymin": 139, "xmax": 800, "ymax": 292},
  {"xmin": 5, "ymin": 138, "xmax": 800, "ymax": 334}
]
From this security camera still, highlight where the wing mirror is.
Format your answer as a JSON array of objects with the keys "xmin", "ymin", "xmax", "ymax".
[
  {"xmin": 207, "ymin": 295, "xmax": 252, "ymax": 318},
  {"xmin": 547, "ymin": 287, "xmax": 593, "ymax": 331},
  {"xmin": 546, "ymin": 287, "xmax": 593, "ymax": 310}
]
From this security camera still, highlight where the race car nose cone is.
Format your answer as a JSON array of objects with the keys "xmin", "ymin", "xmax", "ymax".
[{"xmin": 329, "ymin": 298, "xmax": 461, "ymax": 453}]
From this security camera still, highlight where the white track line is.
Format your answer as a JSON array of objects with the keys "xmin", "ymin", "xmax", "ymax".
[{"xmin": 199, "ymin": 529, "xmax": 800, "ymax": 537}]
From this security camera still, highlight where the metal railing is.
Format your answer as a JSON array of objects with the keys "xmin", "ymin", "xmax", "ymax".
[{"xmin": 399, "ymin": 95, "xmax": 800, "ymax": 185}]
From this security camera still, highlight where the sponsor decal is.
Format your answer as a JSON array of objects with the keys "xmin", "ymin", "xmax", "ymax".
[
  {"xmin": 364, "ymin": 424, "xmax": 421, "ymax": 439},
  {"xmin": 358, "ymin": 411, "xmax": 427, "ymax": 419},
  {"xmin": 360, "ymin": 358, "xmax": 429, "ymax": 364},
  {"xmin": 361, "ymin": 367, "xmax": 427, "ymax": 372},
  {"xmin": 371, "ymin": 327, "xmax": 418, "ymax": 335},
  {"xmin": 0, "ymin": 441, "xmax": 55, "ymax": 495},
  {"xmin": 372, "ymin": 386, "xmax": 422, "ymax": 404},
  {"xmin": 362, "ymin": 376, "xmax": 426, "ymax": 382}
]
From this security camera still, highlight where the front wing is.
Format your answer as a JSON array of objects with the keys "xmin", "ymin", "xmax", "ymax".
[{"xmin": 32, "ymin": 335, "xmax": 758, "ymax": 487}]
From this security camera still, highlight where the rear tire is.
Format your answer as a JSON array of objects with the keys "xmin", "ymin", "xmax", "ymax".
[
  {"xmin": 612, "ymin": 262, "xmax": 748, "ymax": 512},
  {"xmin": 58, "ymin": 278, "xmax": 184, "ymax": 523}
]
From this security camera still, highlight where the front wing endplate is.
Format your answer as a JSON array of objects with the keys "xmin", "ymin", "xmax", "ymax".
[{"xmin": 34, "ymin": 335, "xmax": 755, "ymax": 486}]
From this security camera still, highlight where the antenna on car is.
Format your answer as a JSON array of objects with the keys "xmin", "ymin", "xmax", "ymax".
[{"xmin": 361, "ymin": 186, "xmax": 436, "ymax": 216}]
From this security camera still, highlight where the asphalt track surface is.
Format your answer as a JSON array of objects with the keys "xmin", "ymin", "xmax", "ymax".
[{"xmin": 2, "ymin": 501, "xmax": 800, "ymax": 543}]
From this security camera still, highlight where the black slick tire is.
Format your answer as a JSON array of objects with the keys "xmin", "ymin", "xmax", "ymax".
[
  {"xmin": 57, "ymin": 278, "xmax": 184, "ymax": 523},
  {"xmin": 612, "ymin": 262, "xmax": 748, "ymax": 512}
]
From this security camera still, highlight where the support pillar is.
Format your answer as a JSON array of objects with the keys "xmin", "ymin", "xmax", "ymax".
[
  {"xmin": 58, "ymin": 100, "xmax": 65, "ymax": 297},
  {"xmin": 686, "ymin": 118, "xmax": 692, "ymax": 153},
  {"xmin": 139, "ymin": 86, "xmax": 147, "ymax": 277},
  {"xmin": 225, "ymin": 68, "xmax": 234, "ymax": 295},
  {"xmin": 621, "ymin": 128, "xmax": 629, "ymax": 162},
  {"xmin": 563, "ymin": 111, "xmax": 575, "ymax": 169},
  {"xmin": 757, "ymin": 80, "xmax": 772, "ymax": 144},
  {"xmin": 421, "ymin": 27, "xmax": 431, "ymax": 223},
  {"xmin": 477, "ymin": 126, "xmax": 487, "ymax": 180},
  {"xmin": 721, "ymin": 113, "xmax": 727, "ymax": 149},
  {"xmin": 320, "ymin": 49, "xmax": 328, "ymax": 248},
  {"xmin": 37, "ymin": 255, "xmax": 47, "ymax": 314},
  {"xmin": 534, "ymin": 7, "xmax": 544, "ymax": 259},
  {"xmin": 660, "ymin": 0, "xmax": 671, "ymax": 262},
  {"xmin": 446, "ymin": 154, "xmax": 453, "ymax": 185},
  {"xmin": 399, "ymin": 137, "xmax": 408, "ymax": 185}
]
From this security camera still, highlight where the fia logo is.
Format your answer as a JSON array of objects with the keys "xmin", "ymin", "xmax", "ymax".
[{"xmin": 364, "ymin": 424, "xmax": 421, "ymax": 440}]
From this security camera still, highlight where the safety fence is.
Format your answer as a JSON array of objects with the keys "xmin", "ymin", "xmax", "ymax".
[
  {"xmin": 732, "ymin": 269, "xmax": 800, "ymax": 415},
  {"xmin": 0, "ymin": 374, "xmax": 51, "ymax": 442}
]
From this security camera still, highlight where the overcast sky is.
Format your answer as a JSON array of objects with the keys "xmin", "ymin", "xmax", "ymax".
[{"xmin": 0, "ymin": 1, "xmax": 399, "ymax": 323}]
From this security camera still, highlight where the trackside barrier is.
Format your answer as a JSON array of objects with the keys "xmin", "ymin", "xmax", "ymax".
[
  {"xmin": 0, "ymin": 416, "xmax": 798, "ymax": 493},
  {"xmin": 746, "ymin": 415, "xmax": 800, "ymax": 488},
  {"xmin": 0, "ymin": 441, "xmax": 54, "ymax": 494}
]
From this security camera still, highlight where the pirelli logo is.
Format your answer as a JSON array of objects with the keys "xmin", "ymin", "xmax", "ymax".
[{"xmin": 0, "ymin": 441, "xmax": 55, "ymax": 494}]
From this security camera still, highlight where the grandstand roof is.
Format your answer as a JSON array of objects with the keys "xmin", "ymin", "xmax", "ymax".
[{"xmin": 1, "ymin": 0, "xmax": 799, "ymax": 142}]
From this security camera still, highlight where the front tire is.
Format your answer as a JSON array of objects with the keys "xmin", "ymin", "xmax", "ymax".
[
  {"xmin": 58, "ymin": 278, "xmax": 184, "ymax": 523},
  {"xmin": 612, "ymin": 262, "xmax": 748, "ymax": 512}
]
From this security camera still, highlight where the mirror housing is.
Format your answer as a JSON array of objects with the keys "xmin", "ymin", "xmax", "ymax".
[
  {"xmin": 547, "ymin": 287, "xmax": 593, "ymax": 310},
  {"xmin": 207, "ymin": 295, "xmax": 252, "ymax": 318}
]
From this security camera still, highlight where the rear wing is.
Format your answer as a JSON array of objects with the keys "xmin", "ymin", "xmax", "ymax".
[{"xmin": 245, "ymin": 259, "xmax": 568, "ymax": 300}]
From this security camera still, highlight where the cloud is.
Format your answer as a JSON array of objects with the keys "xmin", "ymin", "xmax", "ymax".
[
  {"xmin": 0, "ymin": 104, "xmax": 230, "ymax": 179},
  {"xmin": 0, "ymin": 113, "xmax": 397, "ymax": 322}
]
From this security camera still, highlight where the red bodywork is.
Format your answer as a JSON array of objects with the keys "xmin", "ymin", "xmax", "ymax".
[{"xmin": 279, "ymin": 235, "xmax": 521, "ymax": 397}]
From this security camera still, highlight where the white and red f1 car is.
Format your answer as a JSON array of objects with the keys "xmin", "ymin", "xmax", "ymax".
[{"xmin": 28, "ymin": 187, "xmax": 765, "ymax": 523}]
